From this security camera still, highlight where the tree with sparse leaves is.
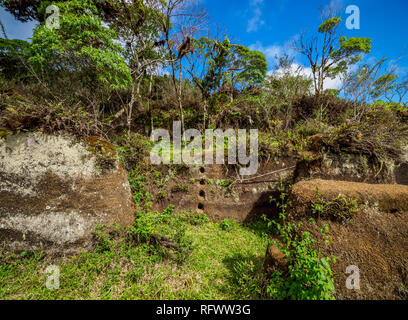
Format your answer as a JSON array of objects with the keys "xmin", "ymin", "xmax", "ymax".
[{"xmin": 294, "ymin": 13, "xmax": 371, "ymax": 96}]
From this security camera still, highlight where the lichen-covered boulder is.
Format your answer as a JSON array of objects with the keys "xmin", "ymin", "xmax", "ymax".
[{"xmin": 0, "ymin": 132, "xmax": 135, "ymax": 254}]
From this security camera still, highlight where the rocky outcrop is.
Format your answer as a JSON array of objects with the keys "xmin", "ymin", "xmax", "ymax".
[
  {"xmin": 264, "ymin": 178, "xmax": 408, "ymax": 299},
  {"xmin": 290, "ymin": 179, "xmax": 408, "ymax": 213},
  {"xmin": 152, "ymin": 160, "xmax": 297, "ymax": 222},
  {"xmin": 0, "ymin": 132, "xmax": 135, "ymax": 254}
]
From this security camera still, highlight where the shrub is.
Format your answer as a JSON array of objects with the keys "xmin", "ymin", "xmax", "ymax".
[
  {"xmin": 220, "ymin": 218, "xmax": 234, "ymax": 231},
  {"xmin": 179, "ymin": 210, "xmax": 210, "ymax": 226},
  {"xmin": 267, "ymin": 189, "xmax": 336, "ymax": 300},
  {"xmin": 267, "ymin": 222, "xmax": 336, "ymax": 300}
]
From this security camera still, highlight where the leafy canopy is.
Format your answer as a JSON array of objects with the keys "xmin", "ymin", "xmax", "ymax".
[{"xmin": 29, "ymin": 0, "xmax": 131, "ymax": 89}]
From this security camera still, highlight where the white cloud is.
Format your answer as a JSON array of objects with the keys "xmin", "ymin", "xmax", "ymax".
[
  {"xmin": 246, "ymin": 0, "xmax": 265, "ymax": 33},
  {"xmin": 249, "ymin": 41, "xmax": 282, "ymax": 65},
  {"xmin": 250, "ymin": 39, "xmax": 343, "ymax": 91},
  {"xmin": 323, "ymin": 75, "xmax": 343, "ymax": 90},
  {"xmin": 270, "ymin": 63, "xmax": 343, "ymax": 91}
]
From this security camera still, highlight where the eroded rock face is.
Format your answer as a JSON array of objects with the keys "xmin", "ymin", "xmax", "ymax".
[
  {"xmin": 0, "ymin": 132, "xmax": 135, "ymax": 254},
  {"xmin": 295, "ymin": 152, "xmax": 398, "ymax": 184},
  {"xmin": 151, "ymin": 160, "xmax": 297, "ymax": 222},
  {"xmin": 290, "ymin": 179, "xmax": 408, "ymax": 213}
]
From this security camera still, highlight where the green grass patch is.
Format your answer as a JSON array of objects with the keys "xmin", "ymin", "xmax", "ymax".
[{"xmin": 0, "ymin": 212, "xmax": 269, "ymax": 300}]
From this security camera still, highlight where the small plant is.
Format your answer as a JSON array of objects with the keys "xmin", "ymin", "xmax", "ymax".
[
  {"xmin": 180, "ymin": 210, "xmax": 210, "ymax": 226},
  {"xmin": 171, "ymin": 183, "xmax": 189, "ymax": 193},
  {"xmin": 232, "ymin": 258, "xmax": 263, "ymax": 299},
  {"xmin": 267, "ymin": 222, "xmax": 336, "ymax": 300},
  {"xmin": 93, "ymin": 225, "xmax": 115, "ymax": 253},
  {"xmin": 220, "ymin": 218, "xmax": 234, "ymax": 231},
  {"xmin": 128, "ymin": 206, "xmax": 193, "ymax": 264},
  {"xmin": 217, "ymin": 179, "xmax": 233, "ymax": 188},
  {"xmin": 312, "ymin": 187, "xmax": 358, "ymax": 221},
  {"xmin": 156, "ymin": 190, "xmax": 167, "ymax": 201},
  {"xmin": 129, "ymin": 211, "xmax": 160, "ymax": 244},
  {"xmin": 128, "ymin": 170, "xmax": 148, "ymax": 206}
]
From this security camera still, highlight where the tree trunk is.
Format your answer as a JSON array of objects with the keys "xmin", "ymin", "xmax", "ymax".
[
  {"xmin": 203, "ymin": 98, "xmax": 208, "ymax": 129},
  {"xmin": 148, "ymin": 73, "xmax": 154, "ymax": 134},
  {"xmin": 178, "ymin": 64, "xmax": 184, "ymax": 133},
  {"xmin": 127, "ymin": 82, "xmax": 136, "ymax": 139}
]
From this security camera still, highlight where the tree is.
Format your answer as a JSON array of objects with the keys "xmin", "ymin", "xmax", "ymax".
[
  {"xmin": 158, "ymin": 0, "xmax": 207, "ymax": 133},
  {"xmin": 102, "ymin": 0, "xmax": 167, "ymax": 136},
  {"xmin": 294, "ymin": 10, "xmax": 371, "ymax": 96},
  {"xmin": 342, "ymin": 57, "xmax": 406, "ymax": 118},
  {"xmin": 383, "ymin": 74, "xmax": 408, "ymax": 107},
  {"xmin": 223, "ymin": 44, "xmax": 267, "ymax": 101},
  {"xmin": 29, "ymin": 0, "xmax": 131, "ymax": 90},
  {"xmin": 266, "ymin": 54, "xmax": 313, "ymax": 101},
  {"xmin": 186, "ymin": 36, "xmax": 267, "ymax": 119},
  {"xmin": 185, "ymin": 36, "xmax": 231, "ymax": 127},
  {"xmin": 0, "ymin": 0, "xmax": 128, "ymax": 23},
  {"xmin": 0, "ymin": 38, "xmax": 31, "ymax": 80}
]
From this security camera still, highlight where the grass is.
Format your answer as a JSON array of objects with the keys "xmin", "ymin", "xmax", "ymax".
[{"xmin": 0, "ymin": 217, "xmax": 269, "ymax": 300}]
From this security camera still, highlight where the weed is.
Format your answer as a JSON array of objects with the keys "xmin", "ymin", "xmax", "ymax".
[
  {"xmin": 171, "ymin": 183, "xmax": 189, "ymax": 193},
  {"xmin": 312, "ymin": 187, "xmax": 358, "ymax": 222},
  {"xmin": 156, "ymin": 190, "xmax": 167, "ymax": 201},
  {"xmin": 220, "ymin": 219, "xmax": 234, "ymax": 232},
  {"xmin": 267, "ymin": 188, "xmax": 336, "ymax": 300}
]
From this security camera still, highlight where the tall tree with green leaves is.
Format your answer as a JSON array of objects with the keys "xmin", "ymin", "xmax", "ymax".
[
  {"xmin": 101, "ymin": 0, "xmax": 167, "ymax": 135},
  {"xmin": 29, "ymin": 0, "xmax": 131, "ymax": 90},
  {"xmin": 185, "ymin": 36, "xmax": 231, "ymax": 127},
  {"xmin": 294, "ymin": 12, "xmax": 371, "ymax": 96},
  {"xmin": 223, "ymin": 44, "xmax": 267, "ymax": 100}
]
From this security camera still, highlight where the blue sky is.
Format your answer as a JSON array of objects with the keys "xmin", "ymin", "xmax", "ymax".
[
  {"xmin": 203, "ymin": 0, "xmax": 408, "ymax": 87},
  {"xmin": 1, "ymin": 0, "xmax": 407, "ymax": 88}
]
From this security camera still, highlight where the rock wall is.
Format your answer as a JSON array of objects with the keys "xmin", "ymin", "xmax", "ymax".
[
  {"xmin": 152, "ymin": 159, "xmax": 297, "ymax": 222},
  {"xmin": 294, "ymin": 149, "xmax": 408, "ymax": 186},
  {"xmin": 265, "ymin": 178, "xmax": 408, "ymax": 300},
  {"xmin": 0, "ymin": 132, "xmax": 135, "ymax": 254}
]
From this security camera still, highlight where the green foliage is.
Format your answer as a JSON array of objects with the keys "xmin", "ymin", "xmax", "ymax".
[
  {"xmin": 93, "ymin": 225, "xmax": 115, "ymax": 253},
  {"xmin": 129, "ymin": 205, "xmax": 194, "ymax": 263},
  {"xmin": 267, "ymin": 190, "xmax": 336, "ymax": 300},
  {"xmin": 156, "ymin": 190, "xmax": 167, "ymax": 201},
  {"xmin": 171, "ymin": 183, "xmax": 189, "ymax": 193},
  {"xmin": 191, "ymin": 37, "xmax": 267, "ymax": 99},
  {"xmin": 229, "ymin": 44, "xmax": 267, "ymax": 88},
  {"xmin": 267, "ymin": 226, "xmax": 336, "ymax": 300},
  {"xmin": 29, "ymin": 0, "xmax": 131, "ymax": 89},
  {"xmin": 329, "ymin": 36, "xmax": 372, "ymax": 75},
  {"xmin": 297, "ymin": 15, "xmax": 371, "ymax": 95},
  {"xmin": 0, "ymin": 216, "xmax": 268, "ymax": 299},
  {"xmin": 318, "ymin": 17, "xmax": 341, "ymax": 33},
  {"xmin": 127, "ymin": 169, "xmax": 151, "ymax": 206},
  {"xmin": 231, "ymin": 258, "xmax": 264, "ymax": 299},
  {"xmin": 178, "ymin": 209, "xmax": 210, "ymax": 226},
  {"xmin": 220, "ymin": 218, "xmax": 234, "ymax": 231},
  {"xmin": 217, "ymin": 179, "xmax": 233, "ymax": 188},
  {"xmin": 130, "ymin": 210, "xmax": 162, "ymax": 243},
  {"xmin": 115, "ymin": 132, "xmax": 152, "ymax": 171},
  {"xmin": 312, "ymin": 188, "xmax": 358, "ymax": 222},
  {"xmin": 0, "ymin": 38, "xmax": 31, "ymax": 79}
]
